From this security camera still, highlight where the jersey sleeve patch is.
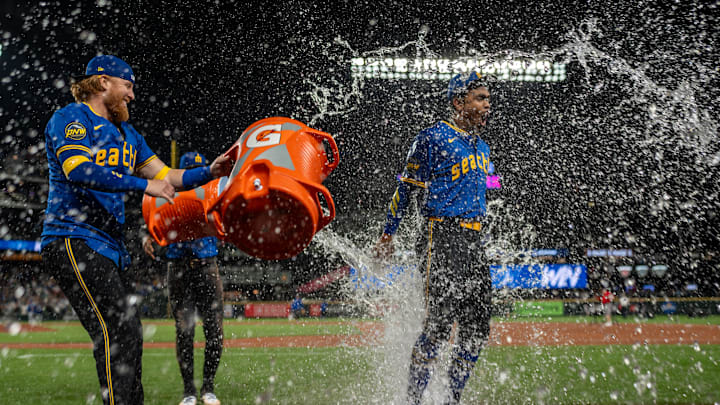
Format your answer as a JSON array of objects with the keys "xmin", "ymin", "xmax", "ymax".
[{"xmin": 64, "ymin": 122, "xmax": 88, "ymax": 141}]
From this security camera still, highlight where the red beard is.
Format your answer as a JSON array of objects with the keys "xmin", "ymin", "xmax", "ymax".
[{"xmin": 106, "ymin": 91, "xmax": 129, "ymax": 124}]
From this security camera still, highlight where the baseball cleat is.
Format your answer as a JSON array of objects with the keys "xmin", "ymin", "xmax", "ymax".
[
  {"xmin": 202, "ymin": 392, "xmax": 220, "ymax": 405},
  {"xmin": 180, "ymin": 395, "xmax": 197, "ymax": 405}
]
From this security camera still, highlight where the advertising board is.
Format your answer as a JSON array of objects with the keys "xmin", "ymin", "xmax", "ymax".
[{"xmin": 490, "ymin": 264, "xmax": 588, "ymax": 289}]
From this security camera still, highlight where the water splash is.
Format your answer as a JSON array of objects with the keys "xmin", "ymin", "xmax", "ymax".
[
  {"xmin": 562, "ymin": 19, "xmax": 719, "ymax": 162},
  {"xmin": 302, "ymin": 28, "xmax": 438, "ymax": 127},
  {"xmin": 300, "ymin": 16, "xmax": 719, "ymax": 403}
]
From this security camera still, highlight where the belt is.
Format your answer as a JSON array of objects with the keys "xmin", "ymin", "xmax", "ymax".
[
  {"xmin": 189, "ymin": 257, "xmax": 213, "ymax": 267},
  {"xmin": 428, "ymin": 217, "xmax": 483, "ymax": 232}
]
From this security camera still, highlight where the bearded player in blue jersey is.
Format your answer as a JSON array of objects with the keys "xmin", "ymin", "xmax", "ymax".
[
  {"xmin": 41, "ymin": 55, "xmax": 232, "ymax": 405},
  {"xmin": 376, "ymin": 72, "xmax": 492, "ymax": 405}
]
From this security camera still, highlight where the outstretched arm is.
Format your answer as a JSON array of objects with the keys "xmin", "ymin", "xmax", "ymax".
[
  {"xmin": 375, "ymin": 178, "xmax": 424, "ymax": 258},
  {"xmin": 375, "ymin": 131, "xmax": 431, "ymax": 259},
  {"xmin": 135, "ymin": 154, "xmax": 233, "ymax": 190},
  {"xmin": 61, "ymin": 155, "xmax": 176, "ymax": 202}
]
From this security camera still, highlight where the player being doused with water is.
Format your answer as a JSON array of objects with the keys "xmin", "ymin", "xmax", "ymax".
[{"xmin": 376, "ymin": 71, "xmax": 493, "ymax": 404}]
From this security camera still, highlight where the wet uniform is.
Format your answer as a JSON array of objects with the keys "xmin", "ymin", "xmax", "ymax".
[
  {"xmin": 166, "ymin": 236, "xmax": 224, "ymax": 399},
  {"xmin": 41, "ymin": 101, "xmax": 157, "ymax": 405},
  {"xmin": 383, "ymin": 120, "xmax": 491, "ymax": 405}
]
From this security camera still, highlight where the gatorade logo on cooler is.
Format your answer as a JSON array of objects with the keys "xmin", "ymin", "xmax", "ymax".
[{"xmin": 246, "ymin": 124, "xmax": 282, "ymax": 148}]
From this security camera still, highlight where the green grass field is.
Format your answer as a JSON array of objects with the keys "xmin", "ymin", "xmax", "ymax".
[
  {"xmin": 1, "ymin": 317, "xmax": 719, "ymax": 404},
  {"xmin": 497, "ymin": 314, "xmax": 720, "ymax": 325}
]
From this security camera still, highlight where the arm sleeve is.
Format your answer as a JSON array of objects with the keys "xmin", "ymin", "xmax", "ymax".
[
  {"xmin": 181, "ymin": 165, "xmax": 213, "ymax": 189},
  {"xmin": 65, "ymin": 161, "xmax": 148, "ymax": 192},
  {"xmin": 382, "ymin": 132, "xmax": 431, "ymax": 235}
]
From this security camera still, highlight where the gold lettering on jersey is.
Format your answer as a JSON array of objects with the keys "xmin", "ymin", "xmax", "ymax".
[
  {"xmin": 94, "ymin": 142, "xmax": 138, "ymax": 171},
  {"xmin": 108, "ymin": 148, "xmax": 119, "ymax": 166},
  {"xmin": 451, "ymin": 164, "xmax": 460, "ymax": 181},
  {"xmin": 452, "ymin": 152, "xmax": 489, "ymax": 182},
  {"xmin": 95, "ymin": 149, "xmax": 107, "ymax": 166},
  {"xmin": 479, "ymin": 152, "xmax": 489, "ymax": 174},
  {"xmin": 123, "ymin": 143, "xmax": 131, "ymax": 167}
]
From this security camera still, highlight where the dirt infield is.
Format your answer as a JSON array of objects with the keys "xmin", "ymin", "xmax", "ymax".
[
  {"xmin": 2, "ymin": 320, "xmax": 719, "ymax": 350},
  {"xmin": 1, "ymin": 323, "xmax": 56, "ymax": 333},
  {"xmin": 488, "ymin": 321, "xmax": 720, "ymax": 346}
]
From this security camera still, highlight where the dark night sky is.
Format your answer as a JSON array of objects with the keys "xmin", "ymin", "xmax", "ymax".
[{"xmin": 1, "ymin": 0, "xmax": 719, "ymax": 284}]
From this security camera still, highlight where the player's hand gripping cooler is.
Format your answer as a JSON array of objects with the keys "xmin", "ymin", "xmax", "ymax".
[{"xmin": 142, "ymin": 117, "xmax": 340, "ymax": 260}]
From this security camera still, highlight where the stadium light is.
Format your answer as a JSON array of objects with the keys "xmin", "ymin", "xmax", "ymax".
[
  {"xmin": 651, "ymin": 264, "xmax": 669, "ymax": 278},
  {"xmin": 350, "ymin": 56, "xmax": 566, "ymax": 82},
  {"xmin": 616, "ymin": 265, "xmax": 632, "ymax": 278},
  {"xmin": 635, "ymin": 265, "xmax": 649, "ymax": 278},
  {"xmin": 586, "ymin": 248, "xmax": 633, "ymax": 257}
]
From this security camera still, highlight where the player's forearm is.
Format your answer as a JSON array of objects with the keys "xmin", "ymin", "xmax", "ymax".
[
  {"xmin": 154, "ymin": 166, "xmax": 212, "ymax": 190},
  {"xmin": 161, "ymin": 168, "xmax": 184, "ymax": 189},
  {"xmin": 66, "ymin": 161, "xmax": 148, "ymax": 192},
  {"xmin": 181, "ymin": 166, "xmax": 213, "ymax": 189},
  {"xmin": 383, "ymin": 181, "xmax": 417, "ymax": 235}
]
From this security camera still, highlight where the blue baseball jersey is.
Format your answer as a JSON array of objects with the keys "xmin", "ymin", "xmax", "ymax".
[
  {"xmin": 41, "ymin": 102, "xmax": 157, "ymax": 269},
  {"xmin": 384, "ymin": 120, "xmax": 490, "ymax": 235},
  {"xmin": 166, "ymin": 237, "xmax": 218, "ymax": 259}
]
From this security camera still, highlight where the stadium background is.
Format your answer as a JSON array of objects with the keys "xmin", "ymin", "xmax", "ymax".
[{"xmin": 1, "ymin": 0, "xmax": 719, "ymax": 316}]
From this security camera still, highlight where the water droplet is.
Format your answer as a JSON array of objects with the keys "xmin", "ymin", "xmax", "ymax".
[
  {"xmin": 144, "ymin": 324, "xmax": 157, "ymax": 340},
  {"xmin": 498, "ymin": 370, "xmax": 509, "ymax": 384},
  {"xmin": 8, "ymin": 322, "xmax": 21, "ymax": 336}
]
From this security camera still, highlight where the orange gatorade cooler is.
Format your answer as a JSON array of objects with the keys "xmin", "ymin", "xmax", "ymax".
[{"xmin": 143, "ymin": 117, "xmax": 340, "ymax": 260}]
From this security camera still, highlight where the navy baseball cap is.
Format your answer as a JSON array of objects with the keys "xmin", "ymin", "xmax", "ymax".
[
  {"xmin": 73, "ymin": 55, "xmax": 135, "ymax": 84},
  {"xmin": 447, "ymin": 71, "xmax": 485, "ymax": 102},
  {"xmin": 180, "ymin": 152, "xmax": 208, "ymax": 169}
]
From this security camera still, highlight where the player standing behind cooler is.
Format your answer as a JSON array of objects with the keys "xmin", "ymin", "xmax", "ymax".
[
  {"xmin": 143, "ymin": 152, "xmax": 223, "ymax": 405},
  {"xmin": 376, "ymin": 71, "xmax": 492, "ymax": 405},
  {"xmin": 41, "ymin": 55, "xmax": 233, "ymax": 405}
]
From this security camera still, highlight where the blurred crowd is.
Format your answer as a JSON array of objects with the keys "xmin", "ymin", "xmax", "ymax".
[
  {"xmin": 1, "ymin": 272, "xmax": 73, "ymax": 321},
  {"xmin": 0, "ymin": 267, "xmax": 173, "ymax": 322}
]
